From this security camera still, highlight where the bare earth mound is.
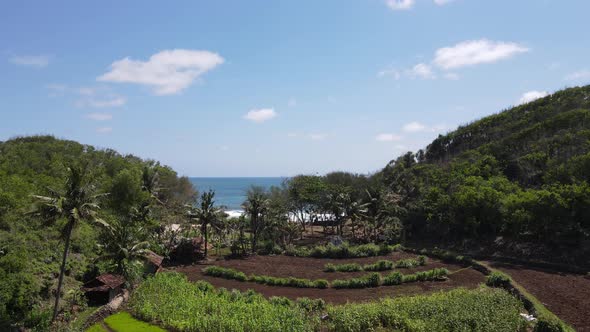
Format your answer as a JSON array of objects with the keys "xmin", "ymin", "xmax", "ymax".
[
  {"xmin": 487, "ymin": 261, "xmax": 590, "ymax": 331},
  {"xmin": 169, "ymin": 252, "xmax": 485, "ymax": 304}
]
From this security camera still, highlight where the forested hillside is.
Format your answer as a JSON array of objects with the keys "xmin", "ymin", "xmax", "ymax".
[
  {"xmin": 0, "ymin": 136, "xmax": 196, "ymax": 329},
  {"xmin": 381, "ymin": 85, "xmax": 590, "ymax": 263}
]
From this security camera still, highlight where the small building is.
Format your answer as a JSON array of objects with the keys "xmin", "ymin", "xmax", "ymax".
[
  {"xmin": 144, "ymin": 250, "xmax": 164, "ymax": 274},
  {"xmin": 82, "ymin": 274, "xmax": 125, "ymax": 305}
]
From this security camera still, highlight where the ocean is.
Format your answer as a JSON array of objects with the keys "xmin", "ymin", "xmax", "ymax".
[{"xmin": 189, "ymin": 177, "xmax": 286, "ymax": 211}]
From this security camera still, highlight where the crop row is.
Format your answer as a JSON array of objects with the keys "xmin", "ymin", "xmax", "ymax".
[
  {"xmin": 285, "ymin": 243, "xmax": 403, "ymax": 258},
  {"xmin": 324, "ymin": 256, "xmax": 427, "ymax": 272},
  {"xmin": 204, "ymin": 265, "xmax": 448, "ymax": 289},
  {"xmin": 129, "ymin": 272, "xmax": 526, "ymax": 332}
]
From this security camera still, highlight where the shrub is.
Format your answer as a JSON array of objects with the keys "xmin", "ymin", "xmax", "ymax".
[
  {"xmin": 383, "ymin": 271, "xmax": 403, "ymax": 285},
  {"xmin": 269, "ymin": 296, "xmax": 293, "ymax": 307},
  {"xmin": 296, "ymin": 298, "xmax": 326, "ymax": 312},
  {"xmin": 332, "ymin": 273, "xmax": 381, "ymax": 289},
  {"xmin": 203, "ymin": 266, "xmax": 247, "ymax": 281},
  {"xmin": 363, "ymin": 260, "xmax": 394, "ymax": 271},
  {"xmin": 303, "ymin": 243, "xmax": 402, "ymax": 259},
  {"xmin": 324, "ymin": 263, "xmax": 362, "ymax": 272},
  {"xmin": 486, "ymin": 271, "xmax": 512, "ymax": 288},
  {"xmin": 313, "ymin": 279, "xmax": 329, "ymax": 289}
]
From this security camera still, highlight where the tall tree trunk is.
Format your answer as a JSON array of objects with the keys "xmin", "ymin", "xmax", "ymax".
[{"xmin": 52, "ymin": 219, "xmax": 74, "ymax": 322}]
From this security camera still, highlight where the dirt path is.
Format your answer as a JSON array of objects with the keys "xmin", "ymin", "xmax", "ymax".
[
  {"xmin": 169, "ymin": 253, "xmax": 486, "ymax": 304},
  {"xmin": 486, "ymin": 261, "xmax": 590, "ymax": 331}
]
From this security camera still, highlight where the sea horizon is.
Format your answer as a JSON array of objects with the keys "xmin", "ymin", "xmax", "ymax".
[{"xmin": 189, "ymin": 177, "xmax": 287, "ymax": 211}]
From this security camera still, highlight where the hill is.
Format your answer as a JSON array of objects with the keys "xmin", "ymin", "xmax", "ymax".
[{"xmin": 381, "ymin": 85, "xmax": 590, "ymax": 264}]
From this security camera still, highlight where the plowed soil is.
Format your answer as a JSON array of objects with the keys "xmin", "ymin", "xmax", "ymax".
[
  {"xmin": 169, "ymin": 252, "xmax": 486, "ymax": 304},
  {"xmin": 486, "ymin": 261, "xmax": 590, "ymax": 331}
]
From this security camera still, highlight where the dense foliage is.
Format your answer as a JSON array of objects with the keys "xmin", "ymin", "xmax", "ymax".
[
  {"xmin": 380, "ymin": 85, "xmax": 590, "ymax": 263},
  {"xmin": 0, "ymin": 136, "xmax": 196, "ymax": 328}
]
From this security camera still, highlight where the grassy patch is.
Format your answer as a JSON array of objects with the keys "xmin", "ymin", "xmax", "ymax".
[
  {"xmin": 86, "ymin": 323, "xmax": 108, "ymax": 332},
  {"xmin": 325, "ymin": 256, "xmax": 427, "ymax": 273},
  {"xmin": 286, "ymin": 243, "xmax": 403, "ymax": 258},
  {"xmin": 486, "ymin": 271, "xmax": 512, "ymax": 288},
  {"xmin": 104, "ymin": 312, "xmax": 166, "ymax": 332},
  {"xmin": 324, "ymin": 263, "xmax": 363, "ymax": 272}
]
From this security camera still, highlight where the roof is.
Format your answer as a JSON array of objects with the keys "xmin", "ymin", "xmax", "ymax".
[
  {"xmin": 82, "ymin": 274, "xmax": 125, "ymax": 292},
  {"xmin": 145, "ymin": 250, "xmax": 164, "ymax": 266}
]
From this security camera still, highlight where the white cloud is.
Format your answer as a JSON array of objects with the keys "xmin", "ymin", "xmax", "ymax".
[
  {"xmin": 433, "ymin": 39, "xmax": 529, "ymax": 70},
  {"xmin": 97, "ymin": 49, "xmax": 224, "ymax": 95},
  {"xmin": 87, "ymin": 112, "xmax": 113, "ymax": 121},
  {"xmin": 386, "ymin": 0, "xmax": 415, "ymax": 10},
  {"xmin": 565, "ymin": 70, "xmax": 590, "ymax": 81},
  {"xmin": 244, "ymin": 108, "xmax": 277, "ymax": 123},
  {"xmin": 376, "ymin": 133, "xmax": 403, "ymax": 142},
  {"xmin": 309, "ymin": 133, "xmax": 327, "ymax": 141},
  {"xmin": 10, "ymin": 55, "xmax": 50, "ymax": 68},
  {"xmin": 76, "ymin": 96, "xmax": 126, "ymax": 108},
  {"xmin": 402, "ymin": 121, "xmax": 427, "ymax": 133},
  {"xmin": 434, "ymin": 0, "xmax": 454, "ymax": 5},
  {"xmin": 288, "ymin": 98, "xmax": 297, "ymax": 108},
  {"xmin": 96, "ymin": 127, "xmax": 112, "ymax": 134},
  {"xmin": 407, "ymin": 63, "xmax": 435, "ymax": 79},
  {"xmin": 518, "ymin": 90, "xmax": 549, "ymax": 105}
]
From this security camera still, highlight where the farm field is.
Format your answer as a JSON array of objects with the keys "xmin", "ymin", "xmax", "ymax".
[
  {"xmin": 486, "ymin": 261, "xmax": 590, "ymax": 331},
  {"xmin": 170, "ymin": 252, "xmax": 485, "ymax": 303}
]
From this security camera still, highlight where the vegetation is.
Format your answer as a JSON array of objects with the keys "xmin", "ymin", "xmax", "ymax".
[
  {"xmin": 486, "ymin": 271, "xmax": 512, "ymax": 288},
  {"xmin": 129, "ymin": 273, "xmax": 317, "ymax": 332},
  {"xmin": 130, "ymin": 273, "xmax": 526, "ymax": 332},
  {"xmin": 103, "ymin": 312, "xmax": 166, "ymax": 332},
  {"xmin": 203, "ymin": 266, "xmax": 328, "ymax": 288},
  {"xmin": 287, "ymin": 243, "xmax": 402, "ymax": 259},
  {"xmin": 327, "ymin": 287, "xmax": 525, "ymax": 332},
  {"xmin": 332, "ymin": 268, "xmax": 448, "ymax": 289},
  {"xmin": 325, "ymin": 256, "xmax": 427, "ymax": 272}
]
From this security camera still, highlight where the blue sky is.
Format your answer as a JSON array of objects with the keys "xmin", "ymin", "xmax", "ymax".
[{"xmin": 1, "ymin": 0, "xmax": 590, "ymax": 176}]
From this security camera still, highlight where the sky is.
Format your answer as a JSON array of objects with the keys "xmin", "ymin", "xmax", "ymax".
[{"xmin": 1, "ymin": 0, "xmax": 590, "ymax": 177}]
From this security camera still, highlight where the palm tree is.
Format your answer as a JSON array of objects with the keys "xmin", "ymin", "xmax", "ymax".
[
  {"xmin": 30, "ymin": 165, "xmax": 107, "ymax": 322},
  {"xmin": 96, "ymin": 217, "xmax": 150, "ymax": 282},
  {"xmin": 188, "ymin": 190, "xmax": 219, "ymax": 258},
  {"xmin": 242, "ymin": 186, "xmax": 269, "ymax": 254}
]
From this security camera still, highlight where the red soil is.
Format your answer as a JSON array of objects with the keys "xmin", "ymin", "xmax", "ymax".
[
  {"xmin": 486, "ymin": 261, "xmax": 590, "ymax": 331},
  {"xmin": 168, "ymin": 252, "xmax": 485, "ymax": 304}
]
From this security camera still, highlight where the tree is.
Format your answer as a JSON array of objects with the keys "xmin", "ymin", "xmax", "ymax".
[
  {"xmin": 187, "ymin": 190, "xmax": 219, "ymax": 259},
  {"xmin": 243, "ymin": 186, "xmax": 269, "ymax": 254},
  {"xmin": 30, "ymin": 165, "xmax": 106, "ymax": 322}
]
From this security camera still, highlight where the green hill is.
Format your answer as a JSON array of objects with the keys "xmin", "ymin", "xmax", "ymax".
[{"xmin": 381, "ymin": 85, "xmax": 590, "ymax": 264}]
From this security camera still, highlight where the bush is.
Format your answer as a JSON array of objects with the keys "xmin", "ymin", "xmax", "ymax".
[
  {"xmin": 486, "ymin": 271, "xmax": 512, "ymax": 288},
  {"xmin": 332, "ymin": 273, "xmax": 382, "ymax": 289},
  {"xmin": 296, "ymin": 298, "xmax": 326, "ymax": 312},
  {"xmin": 383, "ymin": 271, "xmax": 403, "ymax": 285},
  {"xmin": 313, "ymin": 279, "xmax": 330, "ymax": 289},
  {"xmin": 324, "ymin": 263, "xmax": 362, "ymax": 272},
  {"xmin": 269, "ymin": 296, "xmax": 293, "ymax": 307},
  {"xmin": 203, "ymin": 266, "xmax": 247, "ymax": 281},
  {"xmin": 363, "ymin": 260, "xmax": 394, "ymax": 271},
  {"xmin": 303, "ymin": 243, "xmax": 402, "ymax": 259}
]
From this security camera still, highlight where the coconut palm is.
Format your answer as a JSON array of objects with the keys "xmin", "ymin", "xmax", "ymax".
[
  {"xmin": 30, "ymin": 165, "xmax": 107, "ymax": 322},
  {"xmin": 187, "ymin": 190, "xmax": 219, "ymax": 258},
  {"xmin": 242, "ymin": 186, "xmax": 269, "ymax": 254},
  {"xmin": 95, "ymin": 217, "xmax": 150, "ymax": 282}
]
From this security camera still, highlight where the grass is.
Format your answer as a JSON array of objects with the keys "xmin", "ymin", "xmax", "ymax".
[
  {"xmin": 324, "ymin": 263, "xmax": 363, "ymax": 272},
  {"xmin": 486, "ymin": 271, "xmax": 512, "ymax": 288},
  {"xmin": 86, "ymin": 323, "xmax": 108, "ymax": 332},
  {"xmin": 332, "ymin": 268, "xmax": 448, "ymax": 289},
  {"xmin": 104, "ymin": 312, "xmax": 166, "ymax": 332},
  {"xmin": 130, "ymin": 273, "xmax": 527, "ymax": 332}
]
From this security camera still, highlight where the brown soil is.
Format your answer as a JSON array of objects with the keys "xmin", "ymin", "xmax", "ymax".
[
  {"xmin": 168, "ymin": 252, "xmax": 485, "ymax": 304},
  {"xmin": 486, "ymin": 261, "xmax": 590, "ymax": 331}
]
